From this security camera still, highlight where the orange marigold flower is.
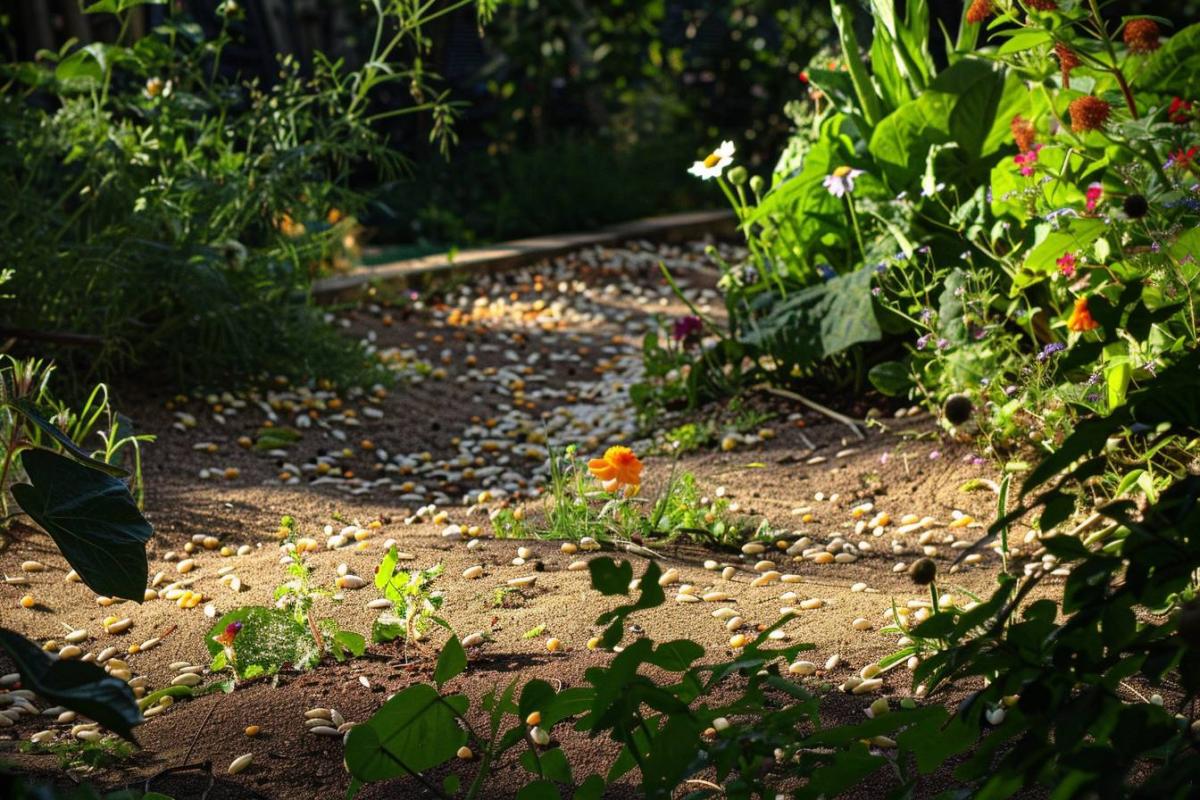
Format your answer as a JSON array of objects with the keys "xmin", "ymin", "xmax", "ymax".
[
  {"xmin": 1055, "ymin": 42, "xmax": 1080, "ymax": 89},
  {"xmin": 1123, "ymin": 18, "xmax": 1161, "ymax": 54},
  {"xmin": 1067, "ymin": 297, "xmax": 1100, "ymax": 332},
  {"xmin": 1069, "ymin": 96, "xmax": 1112, "ymax": 133},
  {"xmin": 966, "ymin": 0, "xmax": 992, "ymax": 25},
  {"xmin": 1026, "ymin": 0, "xmax": 1058, "ymax": 10},
  {"xmin": 588, "ymin": 446, "xmax": 643, "ymax": 495},
  {"xmin": 1011, "ymin": 115, "xmax": 1037, "ymax": 153}
]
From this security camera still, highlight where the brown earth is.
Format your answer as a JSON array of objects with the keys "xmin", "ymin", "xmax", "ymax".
[{"xmin": 0, "ymin": 241, "xmax": 1045, "ymax": 799}]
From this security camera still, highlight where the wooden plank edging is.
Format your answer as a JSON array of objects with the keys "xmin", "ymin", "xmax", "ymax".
[{"xmin": 312, "ymin": 209, "xmax": 735, "ymax": 302}]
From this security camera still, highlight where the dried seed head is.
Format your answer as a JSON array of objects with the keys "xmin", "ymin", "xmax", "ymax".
[
  {"xmin": 1123, "ymin": 18, "xmax": 1161, "ymax": 54},
  {"xmin": 1011, "ymin": 115, "xmax": 1037, "ymax": 153},
  {"xmin": 1122, "ymin": 194, "xmax": 1149, "ymax": 219},
  {"xmin": 943, "ymin": 394, "xmax": 974, "ymax": 426},
  {"xmin": 966, "ymin": 0, "xmax": 992, "ymax": 25},
  {"xmin": 1068, "ymin": 96, "xmax": 1112, "ymax": 133},
  {"xmin": 1054, "ymin": 42, "xmax": 1080, "ymax": 88},
  {"xmin": 909, "ymin": 558, "xmax": 938, "ymax": 586}
]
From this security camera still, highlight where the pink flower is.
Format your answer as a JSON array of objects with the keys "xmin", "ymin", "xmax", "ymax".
[
  {"xmin": 1057, "ymin": 252, "xmax": 1077, "ymax": 278},
  {"xmin": 1013, "ymin": 144, "xmax": 1044, "ymax": 177},
  {"xmin": 671, "ymin": 315, "xmax": 703, "ymax": 342},
  {"xmin": 1085, "ymin": 183, "xmax": 1103, "ymax": 213}
]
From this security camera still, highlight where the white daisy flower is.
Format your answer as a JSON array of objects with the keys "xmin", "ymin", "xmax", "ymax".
[
  {"xmin": 688, "ymin": 141, "xmax": 736, "ymax": 180},
  {"xmin": 823, "ymin": 166, "xmax": 864, "ymax": 197}
]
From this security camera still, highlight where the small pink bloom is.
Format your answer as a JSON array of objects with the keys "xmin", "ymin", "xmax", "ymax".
[
  {"xmin": 1057, "ymin": 252, "xmax": 1077, "ymax": 278},
  {"xmin": 1013, "ymin": 144, "xmax": 1044, "ymax": 177},
  {"xmin": 1085, "ymin": 183, "xmax": 1103, "ymax": 213}
]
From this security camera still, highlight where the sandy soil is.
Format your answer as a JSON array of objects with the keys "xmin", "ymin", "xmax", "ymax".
[{"xmin": 0, "ymin": 240, "xmax": 1040, "ymax": 799}]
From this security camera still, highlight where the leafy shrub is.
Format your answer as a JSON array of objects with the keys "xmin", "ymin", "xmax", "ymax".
[
  {"xmin": 660, "ymin": 0, "xmax": 1200, "ymax": 457},
  {"xmin": 0, "ymin": 0, "xmax": 477, "ymax": 388}
]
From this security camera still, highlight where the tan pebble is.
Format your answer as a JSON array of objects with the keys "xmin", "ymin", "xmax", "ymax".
[
  {"xmin": 462, "ymin": 566, "xmax": 484, "ymax": 580},
  {"xmin": 20, "ymin": 561, "xmax": 46, "ymax": 573},
  {"xmin": 720, "ymin": 567, "xmax": 737, "ymax": 581},
  {"xmin": 851, "ymin": 618, "xmax": 872, "ymax": 631},
  {"xmin": 789, "ymin": 661, "xmax": 816, "ymax": 676},
  {"xmin": 799, "ymin": 599, "xmax": 823, "ymax": 610}
]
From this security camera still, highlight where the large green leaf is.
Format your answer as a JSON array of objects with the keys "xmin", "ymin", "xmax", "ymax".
[
  {"xmin": 1136, "ymin": 23, "xmax": 1200, "ymax": 98},
  {"xmin": 0, "ymin": 628, "xmax": 141, "ymax": 741},
  {"xmin": 1018, "ymin": 217, "xmax": 1107, "ymax": 286},
  {"xmin": 869, "ymin": 58, "xmax": 1006, "ymax": 185},
  {"xmin": 11, "ymin": 449, "xmax": 151, "ymax": 601},
  {"xmin": 344, "ymin": 684, "xmax": 467, "ymax": 782},
  {"xmin": 742, "ymin": 266, "xmax": 882, "ymax": 360},
  {"xmin": 9, "ymin": 400, "xmax": 129, "ymax": 476}
]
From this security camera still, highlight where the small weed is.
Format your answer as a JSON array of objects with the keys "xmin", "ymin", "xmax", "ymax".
[
  {"xmin": 371, "ymin": 547, "xmax": 445, "ymax": 645},
  {"xmin": 21, "ymin": 737, "xmax": 135, "ymax": 771}
]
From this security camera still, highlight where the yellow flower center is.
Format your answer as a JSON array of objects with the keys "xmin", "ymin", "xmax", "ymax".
[
  {"xmin": 704, "ymin": 153, "xmax": 721, "ymax": 168},
  {"xmin": 833, "ymin": 165, "xmax": 853, "ymax": 178}
]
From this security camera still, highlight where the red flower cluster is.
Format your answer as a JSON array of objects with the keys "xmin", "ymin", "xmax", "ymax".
[
  {"xmin": 1086, "ymin": 183, "xmax": 1103, "ymax": 213},
  {"xmin": 1123, "ymin": 18, "xmax": 1161, "ymax": 54},
  {"xmin": 1170, "ymin": 147, "xmax": 1198, "ymax": 171},
  {"xmin": 1069, "ymin": 96, "xmax": 1112, "ymax": 133},
  {"xmin": 1170, "ymin": 98, "xmax": 1196, "ymax": 125},
  {"xmin": 1026, "ymin": 0, "xmax": 1058, "ymax": 9}
]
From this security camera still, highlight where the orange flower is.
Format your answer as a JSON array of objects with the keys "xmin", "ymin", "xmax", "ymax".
[
  {"xmin": 1067, "ymin": 297, "xmax": 1100, "ymax": 332},
  {"xmin": 1011, "ymin": 115, "xmax": 1036, "ymax": 153},
  {"xmin": 1069, "ymin": 96, "xmax": 1112, "ymax": 133},
  {"xmin": 965, "ymin": 0, "xmax": 992, "ymax": 25},
  {"xmin": 588, "ymin": 446, "xmax": 643, "ymax": 495}
]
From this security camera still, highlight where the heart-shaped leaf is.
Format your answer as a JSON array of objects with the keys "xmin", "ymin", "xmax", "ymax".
[
  {"xmin": 0, "ymin": 628, "xmax": 141, "ymax": 741},
  {"xmin": 11, "ymin": 448, "xmax": 152, "ymax": 601},
  {"xmin": 10, "ymin": 399, "xmax": 128, "ymax": 477}
]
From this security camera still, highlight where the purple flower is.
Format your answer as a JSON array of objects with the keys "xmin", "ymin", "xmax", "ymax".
[
  {"xmin": 671, "ymin": 315, "xmax": 703, "ymax": 342},
  {"xmin": 936, "ymin": 338, "xmax": 950, "ymax": 350},
  {"xmin": 916, "ymin": 333, "xmax": 932, "ymax": 350},
  {"xmin": 919, "ymin": 308, "xmax": 934, "ymax": 322},
  {"xmin": 1037, "ymin": 343, "xmax": 1066, "ymax": 362}
]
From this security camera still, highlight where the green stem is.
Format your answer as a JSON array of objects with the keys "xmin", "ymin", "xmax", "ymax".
[
  {"xmin": 846, "ymin": 194, "xmax": 867, "ymax": 262},
  {"xmin": 1086, "ymin": 0, "xmax": 1139, "ymax": 118}
]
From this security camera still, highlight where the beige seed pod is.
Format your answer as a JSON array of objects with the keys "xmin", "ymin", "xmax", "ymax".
[{"xmin": 228, "ymin": 753, "xmax": 254, "ymax": 775}]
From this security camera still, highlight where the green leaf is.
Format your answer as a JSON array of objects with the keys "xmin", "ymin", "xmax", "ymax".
[
  {"xmin": 11, "ymin": 449, "xmax": 152, "ymax": 601},
  {"xmin": 742, "ymin": 266, "xmax": 882, "ymax": 360},
  {"xmin": 868, "ymin": 361, "xmax": 913, "ymax": 396},
  {"xmin": 1022, "ymin": 218, "xmax": 1107, "ymax": 275},
  {"xmin": 573, "ymin": 775, "xmax": 606, "ymax": 800},
  {"xmin": 9, "ymin": 400, "xmax": 128, "ymax": 476},
  {"xmin": 344, "ymin": 685, "xmax": 467, "ymax": 782},
  {"xmin": 435, "ymin": 635, "xmax": 467, "ymax": 688},
  {"xmin": 0, "ymin": 628, "xmax": 141, "ymax": 741},
  {"xmin": 516, "ymin": 780, "xmax": 561, "ymax": 800},
  {"xmin": 1137, "ymin": 23, "xmax": 1200, "ymax": 97},
  {"xmin": 331, "ymin": 630, "xmax": 366, "ymax": 662}
]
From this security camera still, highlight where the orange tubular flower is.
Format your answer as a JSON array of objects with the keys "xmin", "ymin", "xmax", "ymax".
[
  {"xmin": 1067, "ymin": 297, "xmax": 1100, "ymax": 332},
  {"xmin": 1069, "ymin": 96, "xmax": 1112, "ymax": 133},
  {"xmin": 966, "ymin": 0, "xmax": 992, "ymax": 25},
  {"xmin": 588, "ymin": 446, "xmax": 644, "ymax": 495},
  {"xmin": 1123, "ymin": 19, "xmax": 1161, "ymax": 54}
]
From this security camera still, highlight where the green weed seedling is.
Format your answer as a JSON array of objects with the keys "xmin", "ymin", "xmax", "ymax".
[
  {"xmin": 371, "ymin": 546, "xmax": 445, "ymax": 646},
  {"xmin": 206, "ymin": 517, "xmax": 365, "ymax": 680}
]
